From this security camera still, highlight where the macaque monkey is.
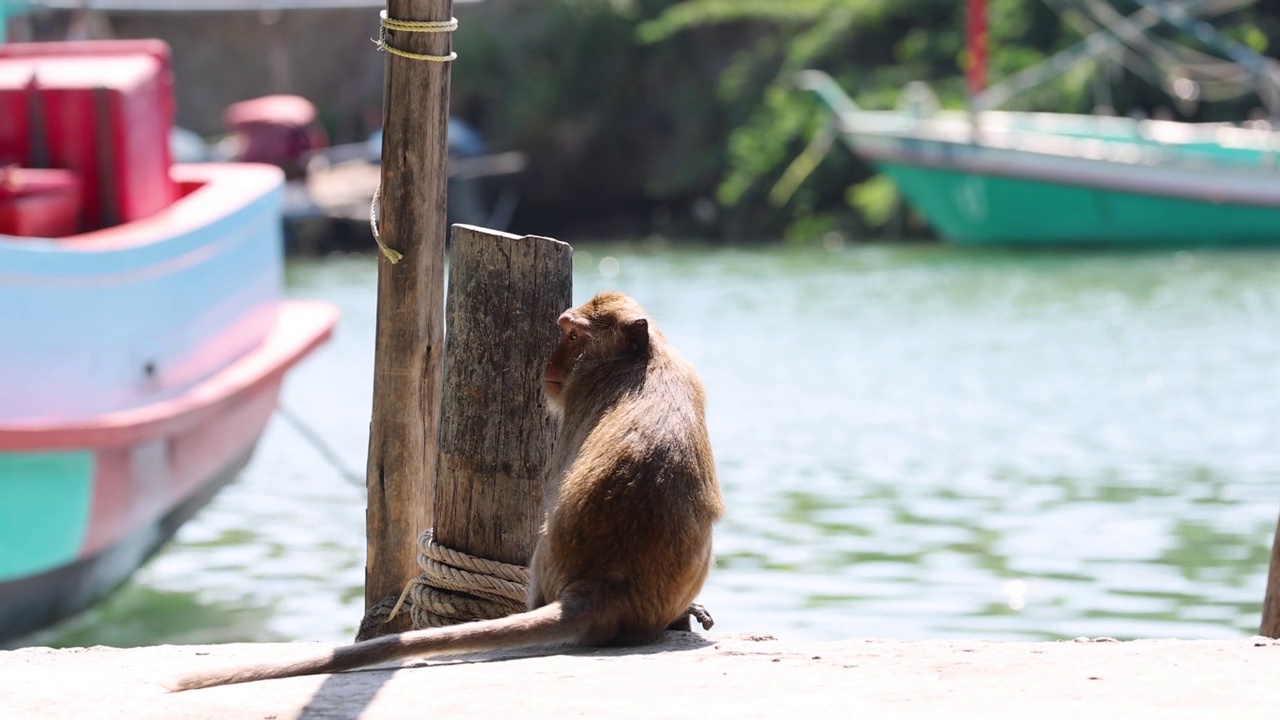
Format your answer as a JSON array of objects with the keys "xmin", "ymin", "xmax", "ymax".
[{"xmin": 170, "ymin": 291, "xmax": 724, "ymax": 691}]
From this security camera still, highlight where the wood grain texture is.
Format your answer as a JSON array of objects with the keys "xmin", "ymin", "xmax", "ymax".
[
  {"xmin": 363, "ymin": 0, "xmax": 453, "ymax": 634},
  {"xmin": 1262, "ymin": 509, "xmax": 1280, "ymax": 637},
  {"xmin": 435, "ymin": 225, "xmax": 573, "ymax": 568}
]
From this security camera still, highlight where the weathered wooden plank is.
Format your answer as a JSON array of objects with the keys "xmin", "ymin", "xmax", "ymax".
[{"xmin": 435, "ymin": 225, "xmax": 573, "ymax": 568}]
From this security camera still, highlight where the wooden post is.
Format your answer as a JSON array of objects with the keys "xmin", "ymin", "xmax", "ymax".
[
  {"xmin": 363, "ymin": 0, "xmax": 453, "ymax": 635},
  {"xmin": 435, "ymin": 225, "xmax": 573, "ymax": 569},
  {"xmin": 1262, "ymin": 509, "xmax": 1280, "ymax": 637}
]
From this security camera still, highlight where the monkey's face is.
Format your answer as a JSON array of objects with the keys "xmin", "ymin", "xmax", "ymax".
[
  {"xmin": 544, "ymin": 311, "xmax": 591, "ymax": 411},
  {"xmin": 544, "ymin": 294, "xmax": 654, "ymax": 413}
]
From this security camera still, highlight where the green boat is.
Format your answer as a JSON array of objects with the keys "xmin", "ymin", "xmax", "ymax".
[{"xmin": 801, "ymin": 0, "xmax": 1280, "ymax": 247}]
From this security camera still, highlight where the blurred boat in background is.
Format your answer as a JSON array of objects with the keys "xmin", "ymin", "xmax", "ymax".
[{"xmin": 802, "ymin": 0, "xmax": 1280, "ymax": 247}]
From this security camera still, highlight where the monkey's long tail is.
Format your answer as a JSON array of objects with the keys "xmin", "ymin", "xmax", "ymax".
[{"xmin": 167, "ymin": 601, "xmax": 586, "ymax": 692}]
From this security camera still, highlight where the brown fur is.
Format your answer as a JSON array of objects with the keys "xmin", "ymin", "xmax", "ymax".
[{"xmin": 169, "ymin": 291, "xmax": 724, "ymax": 691}]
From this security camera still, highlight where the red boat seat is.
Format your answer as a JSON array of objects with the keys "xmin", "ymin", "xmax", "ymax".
[
  {"xmin": 0, "ymin": 39, "xmax": 174, "ymax": 123},
  {"xmin": 0, "ymin": 167, "xmax": 82, "ymax": 238},
  {"xmin": 0, "ymin": 44, "xmax": 176, "ymax": 232}
]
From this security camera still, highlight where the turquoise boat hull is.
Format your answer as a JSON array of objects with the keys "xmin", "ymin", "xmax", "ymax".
[{"xmin": 876, "ymin": 161, "xmax": 1280, "ymax": 246}]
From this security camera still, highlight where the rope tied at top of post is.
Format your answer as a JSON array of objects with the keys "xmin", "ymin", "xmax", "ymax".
[
  {"xmin": 369, "ymin": 9, "xmax": 459, "ymax": 264},
  {"xmin": 376, "ymin": 10, "xmax": 459, "ymax": 63}
]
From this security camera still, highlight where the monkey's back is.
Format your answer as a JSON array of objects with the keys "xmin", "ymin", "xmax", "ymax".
[{"xmin": 539, "ymin": 343, "xmax": 722, "ymax": 642}]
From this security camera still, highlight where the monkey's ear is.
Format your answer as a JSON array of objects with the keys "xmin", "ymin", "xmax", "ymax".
[{"xmin": 624, "ymin": 318, "xmax": 649, "ymax": 353}]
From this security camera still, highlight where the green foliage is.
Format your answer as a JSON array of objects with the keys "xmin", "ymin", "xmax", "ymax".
[
  {"xmin": 630, "ymin": 0, "xmax": 977, "ymax": 237},
  {"xmin": 636, "ymin": 0, "xmax": 863, "ymax": 43},
  {"xmin": 781, "ymin": 212, "xmax": 845, "ymax": 245},
  {"xmin": 847, "ymin": 175, "xmax": 899, "ymax": 229},
  {"xmin": 1225, "ymin": 24, "xmax": 1269, "ymax": 53}
]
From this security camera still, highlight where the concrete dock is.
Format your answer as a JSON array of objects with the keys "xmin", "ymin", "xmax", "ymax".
[{"xmin": 5, "ymin": 633, "xmax": 1279, "ymax": 718}]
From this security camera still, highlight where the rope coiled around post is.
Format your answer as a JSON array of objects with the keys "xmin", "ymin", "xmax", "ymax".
[{"xmin": 387, "ymin": 529, "xmax": 531, "ymax": 630}]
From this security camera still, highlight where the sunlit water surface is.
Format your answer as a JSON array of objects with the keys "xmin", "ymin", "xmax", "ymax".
[{"xmin": 26, "ymin": 242, "xmax": 1280, "ymax": 647}]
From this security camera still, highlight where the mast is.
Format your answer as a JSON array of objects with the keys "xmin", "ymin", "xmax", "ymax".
[{"xmin": 966, "ymin": 0, "xmax": 988, "ymax": 99}]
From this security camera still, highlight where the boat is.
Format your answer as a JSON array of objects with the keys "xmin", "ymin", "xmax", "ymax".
[
  {"xmin": 800, "ymin": 0, "xmax": 1280, "ymax": 246},
  {"xmin": 0, "ymin": 39, "xmax": 339, "ymax": 643},
  {"xmin": 283, "ymin": 121, "xmax": 526, "ymax": 255}
]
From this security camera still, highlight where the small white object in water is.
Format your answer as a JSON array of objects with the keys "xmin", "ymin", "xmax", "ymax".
[{"xmin": 1003, "ymin": 579, "xmax": 1028, "ymax": 611}]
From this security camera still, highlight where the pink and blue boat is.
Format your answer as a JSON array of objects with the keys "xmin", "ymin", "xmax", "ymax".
[{"xmin": 0, "ymin": 40, "xmax": 338, "ymax": 642}]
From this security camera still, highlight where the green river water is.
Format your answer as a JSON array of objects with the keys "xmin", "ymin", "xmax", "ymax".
[{"xmin": 26, "ymin": 241, "xmax": 1280, "ymax": 647}]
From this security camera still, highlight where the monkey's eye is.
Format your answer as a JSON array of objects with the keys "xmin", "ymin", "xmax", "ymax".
[{"xmin": 568, "ymin": 330, "xmax": 579, "ymax": 343}]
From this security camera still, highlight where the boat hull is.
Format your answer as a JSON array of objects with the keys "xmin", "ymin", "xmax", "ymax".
[
  {"xmin": 0, "ymin": 163, "xmax": 288, "ymax": 421},
  {"xmin": 0, "ymin": 445, "xmax": 256, "ymax": 646},
  {"xmin": 873, "ymin": 159, "xmax": 1280, "ymax": 246},
  {"xmin": 826, "ymin": 105, "xmax": 1280, "ymax": 246},
  {"xmin": 0, "ymin": 301, "xmax": 335, "ymax": 643}
]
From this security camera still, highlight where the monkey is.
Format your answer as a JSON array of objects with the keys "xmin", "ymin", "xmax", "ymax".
[{"xmin": 169, "ymin": 291, "xmax": 724, "ymax": 692}]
